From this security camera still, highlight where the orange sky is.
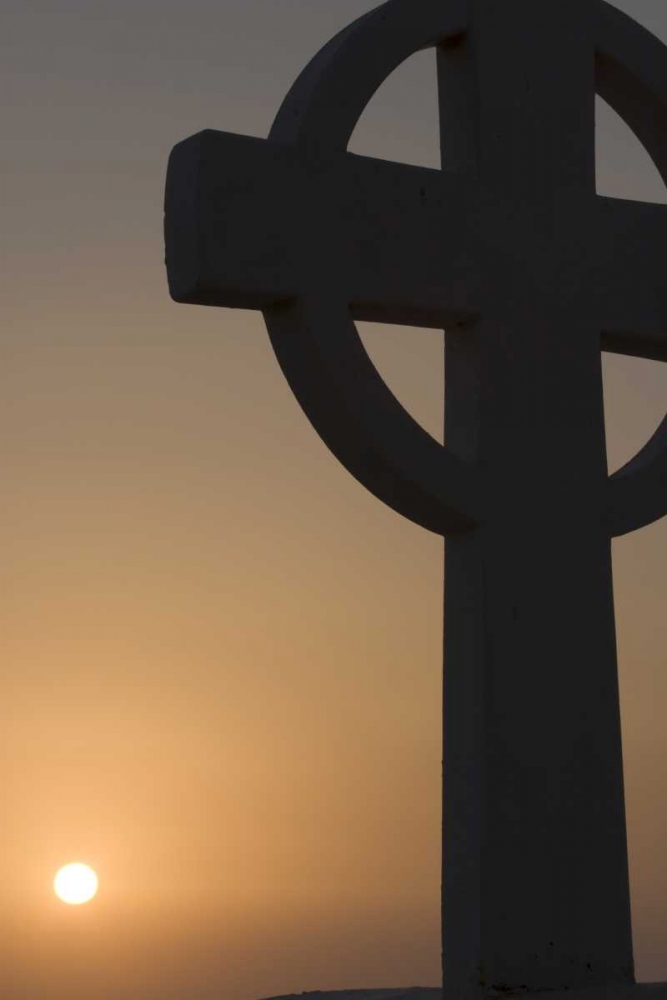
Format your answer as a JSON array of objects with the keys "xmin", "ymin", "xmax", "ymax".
[{"xmin": 1, "ymin": 1, "xmax": 667, "ymax": 997}]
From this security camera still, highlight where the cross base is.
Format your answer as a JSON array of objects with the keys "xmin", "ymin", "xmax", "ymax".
[{"xmin": 260, "ymin": 985, "xmax": 667, "ymax": 1000}]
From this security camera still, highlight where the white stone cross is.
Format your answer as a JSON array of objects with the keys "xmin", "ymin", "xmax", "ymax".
[{"xmin": 165, "ymin": 1, "xmax": 667, "ymax": 997}]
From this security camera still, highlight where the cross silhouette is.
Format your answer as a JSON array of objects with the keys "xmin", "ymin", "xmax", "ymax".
[{"xmin": 165, "ymin": 0, "xmax": 667, "ymax": 996}]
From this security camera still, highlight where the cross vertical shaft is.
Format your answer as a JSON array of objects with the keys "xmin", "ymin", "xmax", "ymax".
[
  {"xmin": 439, "ymin": 2, "xmax": 633, "ymax": 994},
  {"xmin": 442, "ymin": 316, "xmax": 633, "ymax": 993}
]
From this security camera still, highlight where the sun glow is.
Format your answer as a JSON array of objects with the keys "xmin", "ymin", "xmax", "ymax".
[{"xmin": 54, "ymin": 863, "xmax": 99, "ymax": 905}]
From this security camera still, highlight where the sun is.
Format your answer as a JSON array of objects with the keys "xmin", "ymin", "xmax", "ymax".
[{"xmin": 54, "ymin": 863, "xmax": 99, "ymax": 905}]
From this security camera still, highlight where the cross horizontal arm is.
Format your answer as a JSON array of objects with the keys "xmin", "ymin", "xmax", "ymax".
[
  {"xmin": 165, "ymin": 130, "xmax": 300, "ymax": 309},
  {"xmin": 165, "ymin": 129, "xmax": 479, "ymax": 328},
  {"xmin": 597, "ymin": 197, "xmax": 667, "ymax": 363}
]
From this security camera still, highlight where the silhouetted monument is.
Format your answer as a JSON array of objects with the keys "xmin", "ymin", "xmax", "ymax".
[{"xmin": 165, "ymin": 1, "xmax": 667, "ymax": 997}]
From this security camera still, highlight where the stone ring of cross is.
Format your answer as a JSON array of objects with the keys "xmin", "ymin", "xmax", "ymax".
[{"xmin": 166, "ymin": 0, "xmax": 667, "ymax": 539}]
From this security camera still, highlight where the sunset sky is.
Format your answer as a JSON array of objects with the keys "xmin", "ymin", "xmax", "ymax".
[{"xmin": 2, "ymin": 1, "xmax": 667, "ymax": 997}]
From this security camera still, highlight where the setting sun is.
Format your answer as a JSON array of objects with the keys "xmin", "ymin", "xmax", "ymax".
[{"xmin": 54, "ymin": 864, "xmax": 99, "ymax": 906}]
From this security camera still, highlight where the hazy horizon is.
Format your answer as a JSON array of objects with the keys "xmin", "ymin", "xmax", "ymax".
[{"xmin": 2, "ymin": 0, "xmax": 667, "ymax": 997}]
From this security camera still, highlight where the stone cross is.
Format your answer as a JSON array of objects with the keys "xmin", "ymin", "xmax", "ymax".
[{"xmin": 164, "ymin": 1, "xmax": 667, "ymax": 997}]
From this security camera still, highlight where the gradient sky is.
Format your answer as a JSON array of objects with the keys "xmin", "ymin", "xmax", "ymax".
[{"xmin": 2, "ymin": 1, "xmax": 667, "ymax": 998}]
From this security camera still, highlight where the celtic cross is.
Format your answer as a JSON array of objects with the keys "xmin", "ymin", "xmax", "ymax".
[{"xmin": 165, "ymin": 1, "xmax": 667, "ymax": 997}]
